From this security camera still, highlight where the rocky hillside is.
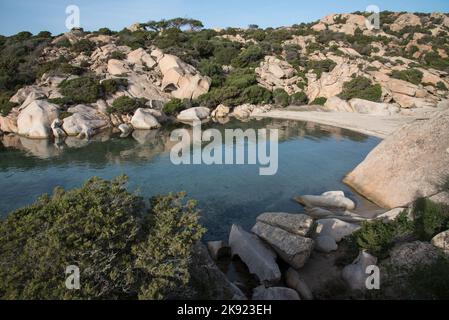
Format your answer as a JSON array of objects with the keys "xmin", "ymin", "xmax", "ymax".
[{"xmin": 1, "ymin": 12, "xmax": 449, "ymax": 139}]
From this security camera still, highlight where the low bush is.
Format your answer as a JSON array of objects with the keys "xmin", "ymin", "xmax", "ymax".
[
  {"xmin": 0, "ymin": 176, "xmax": 205, "ymax": 299},
  {"xmin": 110, "ymin": 51, "xmax": 126, "ymax": 60},
  {"xmin": 289, "ymin": 91, "xmax": 308, "ymax": 105},
  {"xmin": 101, "ymin": 78, "xmax": 128, "ymax": 95},
  {"xmin": 59, "ymin": 77, "xmax": 103, "ymax": 104},
  {"xmin": 311, "ymin": 97, "xmax": 327, "ymax": 106},
  {"xmin": 339, "ymin": 76, "xmax": 382, "ymax": 102},
  {"xmin": 436, "ymin": 81, "xmax": 448, "ymax": 91},
  {"xmin": 107, "ymin": 96, "xmax": 147, "ymax": 114},
  {"xmin": 71, "ymin": 39, "xmax": 96, "ymax": 54},
  {"xmin": 0, "ymin": 93, "xmax": 17, "ymax": 116},
  {"xmin": 239, "ymin": 85, "xmax": 272, "ymax": 105},
  {"xmin": 413, "ymin": 198, "xmax": 449, "ymax": 241},
  {"xmin": 390, "ymin": 69, "xmax": 423, "ymax": 85},
  {"xmin": 231, "ymin": 45, "xmax": 264, "ymax": 68},
  {"xmin": 163, "ymin": 98, "xmax": 186, "ymax": 115},
  {"xmin": 273, "ymin": 89, "xmax": 290, "ymax": 107},
  {"xmin": 307, "ymin": 59, "xmax": 336, "ymax": 78}
]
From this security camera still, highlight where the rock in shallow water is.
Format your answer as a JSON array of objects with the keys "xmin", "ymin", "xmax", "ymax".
[
  {"xmin": 295, "ymin": 191, "xmax": 356, "ymax": 210},
  {"xmin": 251, "ymin": 222, "xmax": 314, "ymax": 269},
  {"xmin": 17, "ymin": 100, "xmax": 59, "ymax": 139},
  {"xmin": 229, "ymin": 224, "xmax": 281, "ymax": 285},
  {"xmin": 130, "ymin": 108, "xmax": 161, "ymax": 130}
]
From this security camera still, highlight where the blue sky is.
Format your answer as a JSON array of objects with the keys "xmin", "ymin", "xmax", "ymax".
[{"xmin": 1, "ymin": 0, "xmax": 449, "ymax": 36}]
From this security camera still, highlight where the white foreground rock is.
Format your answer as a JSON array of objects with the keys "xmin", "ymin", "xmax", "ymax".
[
  {"xmin": 295, "ymin": 191, "xmax": 356, "ymax": 210},
  {"xmin": 131, "ymin": 108, "xmax": 161, "ymax": 130},
  {"xmin": 229, "ymin": 225, "xmax": 281, "ymax": 285},
  {"xmin": 17, "ymin": 100, "xmax": 59, "ymax": 139},
  {"xmin": 177, "ymin": 107, "xmax": 210, "ymax": 122},
  {"xmin": 431, "ymin": 230, "xmax": 449, "ymax": 255},
  {"xmin": 314, "ymin": 218, "xmax": 361, "ymax": 242}
]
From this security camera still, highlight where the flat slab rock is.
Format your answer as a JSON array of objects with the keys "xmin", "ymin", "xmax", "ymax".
[
  {"xmin": 314, "ymin": 218, "xmax": 361, "ymax": 243},
  {"xmin": 256, "ymin": 212, "xmax": 313, "ymax": 236},
  {"xmin": 295, "ymin": 191, "xmax": 356, "ymax": 210},
  {"xmin": 251, "ymin": 221, "xmax": 314, "ymax": 269},
  {"xmin": 229, "ymin": 224, "xmax": 281, "ymax": 285}
]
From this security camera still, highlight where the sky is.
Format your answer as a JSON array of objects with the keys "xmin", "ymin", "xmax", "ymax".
[{"xmin": 1, "ymin": 0, "xmax": 449, "ymax": 36}]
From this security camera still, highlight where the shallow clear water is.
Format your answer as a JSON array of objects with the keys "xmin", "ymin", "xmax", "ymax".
[{"xmin": 0, "ymin": 118, "xmax": 380, "ymax": 241}]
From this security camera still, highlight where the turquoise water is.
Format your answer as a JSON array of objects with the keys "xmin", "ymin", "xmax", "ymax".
[{"xmin": 0, "ymin": 118, "xmax": 380, "ymax": 241}]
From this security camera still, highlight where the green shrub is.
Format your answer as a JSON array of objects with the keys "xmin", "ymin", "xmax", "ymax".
[
  {"xmin": 423, "ymin": 51, "xmax": 449, "ymax": 72},
  {"xmin": 197, "ymin": 86, "xmax": 241, "ymax": 107},
  {"xmin": 413, "ymin": 198, "xmax": 449, "ymax": 241},
  {"xmin": 59, "ymin": 77, "xmax": 103, "ymax": 104},
  {"xmin": 339, "ymin": 76, "xmax": 382, "ymax": 102},
  {"xmin": 436, "ymin": 81, "xmax": 448, "ymax": 91},
  {"xmin": 311, "ymin": 97, "xmax": 327, "ymax": 106},
  {"xmin": 225, "ymin": 69, "xmax": 257, "ymax": 88},
  {"xmin": 107, "ymin": 96, "xmax": 146, "ymax": 114},
  {"xmin": 97, "ymin": 27, "xmax": 113, "ymax": 36},
  {"xmin": 273, "ymin": 89, "xmax": 290, "ymax": 107},
  {"xmin": 71, "ymin": 39, "xmax": 95, "ymax": 54},
  {"xmin": 349, "ymin": 212, "xmax": 414, "ymax": 258},
  {"xmin": 213, "ymin": 45, "xmax": 241, "ymax": 65},
  {"xmin": 239, "ymin": 85, "xmax": 272, "ymax": 104},
  {"xmin": 0, "ymin": 93, "xmax": 17, "ymax": 116},
  {"xmin": 391, "ymin": 69, "xmax": 423, "ymax": 85},
  {"xmin": 163, "ymin": 98, "xmax": 186, "ymax": 115},
  {"xmin": 55, "ymin": 38, "xmax": 72, "ymax": 48},
  {"xmin": 307, "ymin": 59, "xmax": 336, "ymax": 78},
  {"xmin": 110, "ymin": 51, "xmax": 126, "ymax": 60},
  {"xmin": 231, "ymin": 45, "xmax": 264, "ymax": 68},
  {"xmin": 101, "ymin": 78, "xmax": 128, "ymax": 95},
  {"xmin": 198, "ymin": 60, "xmax": 225, "ymax": 87},
  {"xmin": 47, "ymin": 97, "xmax": 75, "ymax": 107},
  {"xmin": 0, "ymin": 176, "xmax": 205, "ymax": 300},
  {"xmin": 289, "ymin": 91, "xmax": 308, "ymax": 105}
]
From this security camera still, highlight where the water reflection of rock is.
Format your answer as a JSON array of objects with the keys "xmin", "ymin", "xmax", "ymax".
[{"xmin": 0, "ymin": 118, "xmax": 369, "ymax": 163}]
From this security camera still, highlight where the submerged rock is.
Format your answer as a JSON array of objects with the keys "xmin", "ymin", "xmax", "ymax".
[
  {"xmin": 251, "ymin": 222, "xmax": 314, "ymax": 269},
  {"xmin": 229, "ymin": 224, "xmax": 281, "ymax": 285}
]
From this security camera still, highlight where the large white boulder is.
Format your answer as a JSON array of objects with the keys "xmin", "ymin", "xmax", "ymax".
[
  {"xmin": 344, "ymin": 109, "xmax": 449, "ymax": 208},
  {"xmin": 349, "ymin": 99, "xmax": 400, "ymax": 116},
  {"xmin": 107, "ymin": 59, "xmax": 130, "ymax": 75},
  {"xmin": 62, "ymin": 104, "xmax": 109, "ymax": 139},
  {"xmin": 127, "ymin": 48, "xmax": 156, "ymax": 68},
  {"xmin": 251, "ymin": 222, "xmax": 314, "ymax": 269},
  {"xmin": 17, "ymin": 100, "xmax": 59, "ymax": 139},
  {"xmin": 229, "ymin": 225, "xmax": 281, "ymax": 285},
  {"xmin": 324, "ymin": 96, "xmax": 354, "ymax": 112},
  {"xmin": 130, "ymin": 108, "xmax": 161, "ymax": 130},
  {"xmin": 177, "ymin": 107, "xmax": 210, "ymax": 122}
]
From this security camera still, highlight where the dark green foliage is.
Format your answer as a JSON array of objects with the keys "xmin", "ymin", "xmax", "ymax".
[
  {"xmin": 0, "ymin": 93, "xmax": 17, "ymax": 116},
  {"xmin": 350, "ymin": 212, "xmax": 414, "ymax": 258},
  {"xmin": 71, "ymin": 39, "xmax": 95, "ymax": 54},
  {"xmin": 37, "ymin": 58, "xmax": 85, "ymax": 78},
  {"xmin": 198, "ymin": 60, "xmax": 225, "ymax": 87},
  {"xmin": 273, "ymin": 89, "xmax": 290, "ymax": 107},
  {"xmin": 107, "ymin": 96, "xmax": 147, "ymax": 114},
  {"xmin": 101, "ymin": 78, "xmax": 128, "ymax": 95},
  {"xmin": 339, "ymin": 76, "xmax": 382, "ymax": 102},
  {"xmin": 117, "ymin": 29, "xmax": 152, "ymax": 50},
  {"xmin": 391, "ymin": 69, "xmax": 423, "ymax": 85},
  {"xmin": 97, "ymin": 28, "xmax": 113, "ymax": 36},
  {"xmin": 436, "ymin": 81, "xmax": 448, "ymax": 91},
  {"xmin": 413, "ymin": 198, "xmax": 449, "ymax": 241},
  {"xmin": 0, "ymin": 176, "xmax": 205, "ymax": 300},
  {"xmin": 110, "ymin": 51, "xmax": 126, "ymax": 60},
  {"xmin": 240, "ymin": 85, "xmax": 272, "ymax": 105},
  {"xmin": 163, "ymin": 98, "xmax": 186, "ymax": 115},
  {"xmin": 406, "ymin": 256, "xmax": 449, "ymax": 299},
  {"xmin": 213, "ymin": 44, "xmax": 241, "ymax": 65},
  {"xmin": 55, "ymin": 38, "xmax": 72, "ymax": 48},
  {"xmin": 197, "ymin": 86, "xmax": 241, "ymax": 108},
  {"xmin": 289, "ymin": 91, "xmax": 308, "ymax": 105},
  {"xmin": 47, "ymin": 97, "xmax": 75, "ymax": 108},
  {"xmin": 59, "ymin": 77, "xmax": 103, "ymax": 104},
  {"xmin": 36, "ymin": 31, "xmax": 52, "ymax": 39},
  {"xmin": 231, "ymin": 45, "xmax": 264, "ymax": 68},
  {"xmin": 59, "ymin": 111, "xmax": 73, "ymax": 119},
  {"xmin": 225, "ymin": 68, "xmax": 257, "ymax": 88},
  {"xmin": 307, "ymin": 59, "xmax": 337, "ymax": 78},
  {"xmin": 311, "ymin": 97, "xmax": 327, "ymax": 106},
  {"xmin": 423, "ymin": 51, "xmax": 449, "ymax": 72}
]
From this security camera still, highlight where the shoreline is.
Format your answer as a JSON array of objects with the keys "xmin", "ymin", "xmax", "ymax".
[{"xmin": 255, "ymin": 109, "xmax": 426, "ymax": 139}]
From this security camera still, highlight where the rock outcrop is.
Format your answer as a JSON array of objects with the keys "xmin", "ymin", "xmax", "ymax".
[
  {"xmin": 256, "ymin": 56, "xmax": 301, "ymax": 94},
  {"xmin": 17, "ymin": 100, "xmax": 59, "ymax": 139},
  {"xmin": 177, "ymin": 107, "xmax": 211, "ymax": 122},
  {"xmin": 431, "ymin": 230, "xmax": 449, "ymax": 255},
  {"xmin": 255, "ymin": 212, "xmax": 313, "ymax": 237},
  {"xmin": 344, "ymin": 109, "xmax": 449, "ymax": 208},
  {"xmin": 130, "ymin": 108, "xmax": 161, "ymax": 130},
  {"xmin": 62, "ymin": 104, "xmax": 109, "ymax": 139},
  {"xmin": 313, "ymin": 218, "xmax": 361, "ymax": 243}
]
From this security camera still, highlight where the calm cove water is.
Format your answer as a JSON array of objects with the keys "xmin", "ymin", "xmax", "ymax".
[{"xmin": 0, "ymin": 118, "xmax": 380, "ymax": 241}]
